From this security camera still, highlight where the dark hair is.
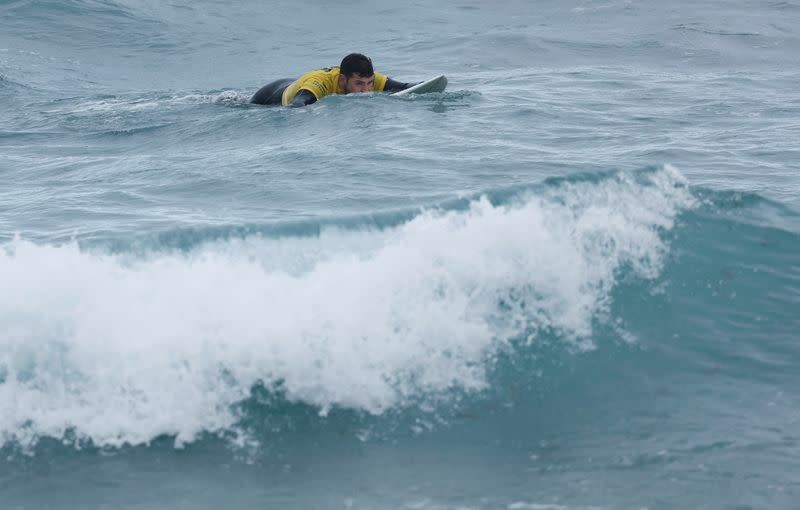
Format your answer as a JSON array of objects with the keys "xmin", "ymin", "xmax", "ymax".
[{"xmin": 340, "ymin": 53, "xmax": 374, "ymax": 77}]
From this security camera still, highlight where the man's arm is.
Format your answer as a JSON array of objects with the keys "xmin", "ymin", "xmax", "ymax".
[
  {"xmin": 383, "ymin": 77, "xmax": 420, "ymax": 93},
  {"xmin": 289, "ymin": 89, "xmax": 317, "ymax": 107}
]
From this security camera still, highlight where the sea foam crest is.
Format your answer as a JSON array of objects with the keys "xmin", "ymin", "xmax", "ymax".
[{"xmin": 0, "ymin": 166, "xmax": 694, "ymax": 449}]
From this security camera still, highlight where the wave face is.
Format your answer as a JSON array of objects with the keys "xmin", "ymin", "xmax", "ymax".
[
  {"xmin": 0, "ymin": 166, "xmax": 694, "ymax": 449},
  {"xmin": 1, "ymin": 166, "xmax": 798, "ymax": 509}
]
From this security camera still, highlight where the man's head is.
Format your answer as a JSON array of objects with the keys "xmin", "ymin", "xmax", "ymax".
[{"xmin": 338, "ymin": 53, "xmax": 375, "ymax": 94}]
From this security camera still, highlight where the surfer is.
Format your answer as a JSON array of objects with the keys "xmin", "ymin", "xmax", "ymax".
[{"xmin": 250, "ymin": 53, "xmax": 417, "ymax": 107}]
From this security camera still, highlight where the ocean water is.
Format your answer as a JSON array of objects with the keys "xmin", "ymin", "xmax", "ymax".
[{"xmin": 1, "ymin": 0, "xmax": 800, "ymax": 508}]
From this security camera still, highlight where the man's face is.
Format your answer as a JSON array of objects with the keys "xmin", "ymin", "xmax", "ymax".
[{"xmin": 339, "ymin": 72, "xmax": 375, "ymax": 94}]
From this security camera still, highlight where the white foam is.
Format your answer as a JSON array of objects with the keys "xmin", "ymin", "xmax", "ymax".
[
  {"xmin": 0, "ymin": 166, "xmax": 694, "ymax": 449},
  {"xmin": 40, "ymin": 90, "xmax": 250, "ymax": 117}
]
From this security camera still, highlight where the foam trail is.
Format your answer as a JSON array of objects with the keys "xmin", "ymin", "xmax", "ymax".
[{"xmin": 0, "ymin": 166, "xmax": 695, "ymax": 449}]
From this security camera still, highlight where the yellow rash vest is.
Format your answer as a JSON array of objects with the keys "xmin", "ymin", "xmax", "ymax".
[{"xmin": 281, "ymin": 67, "xmax": 389, "ymax": 105}]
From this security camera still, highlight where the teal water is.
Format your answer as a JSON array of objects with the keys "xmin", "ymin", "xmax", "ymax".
[{"xmin": 2, "ymin": 1, "xmax": 800, "ymax": 508}]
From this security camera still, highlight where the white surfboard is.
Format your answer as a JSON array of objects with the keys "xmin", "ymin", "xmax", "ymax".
[{"xmin": 392, "ymin": 75, "xmax": 447, "ymax": 96}]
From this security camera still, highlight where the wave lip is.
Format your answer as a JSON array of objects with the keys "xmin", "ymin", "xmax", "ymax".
[{"xmin": 0, "ymin": 165, "xmax": 695, "ymax": 450}]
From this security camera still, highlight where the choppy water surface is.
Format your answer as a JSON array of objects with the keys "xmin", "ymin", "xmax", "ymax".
[{"xmin": 1, "ymin": 1, "xmax": 799, "ymax": 508}]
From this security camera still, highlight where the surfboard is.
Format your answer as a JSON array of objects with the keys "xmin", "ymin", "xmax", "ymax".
[{"xmin": 392, "ymin": 75, "xmax": 447, "ymax": 96}]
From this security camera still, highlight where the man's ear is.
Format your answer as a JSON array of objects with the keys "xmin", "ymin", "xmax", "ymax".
[{"xmin": 338, "ymin": 74, "xmax": 346, "ymax": 92}]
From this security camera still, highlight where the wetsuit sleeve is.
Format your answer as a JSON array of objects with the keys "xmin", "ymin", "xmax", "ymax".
[
  {"xmin": 298, "ymin": 77, "xmax": 328, "ymax": 100},
  {"xmin": 289, "ymin": 89, "xmax": 317, "ymax": 107},
  {"xmin": 383, "ymin": 77, "xmax": 419, "ymax": 92}
]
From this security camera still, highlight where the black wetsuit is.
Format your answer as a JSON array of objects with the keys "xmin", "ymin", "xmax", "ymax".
[
  {"xmin": 250, "ymin": 78, "xmax": 295, "ymax": 106},
  {"xmin": 250, "ymin": 77, "xmax": 416, "ymax": 107}
]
